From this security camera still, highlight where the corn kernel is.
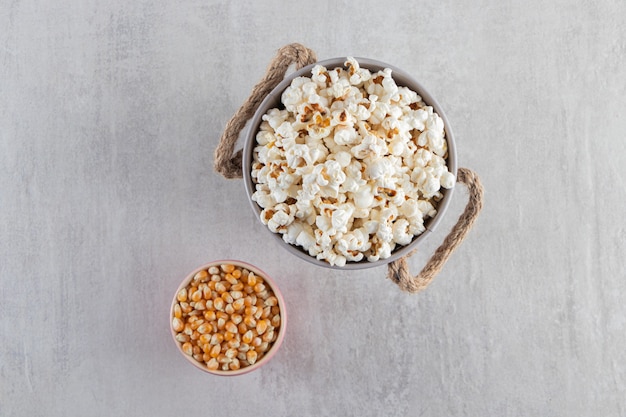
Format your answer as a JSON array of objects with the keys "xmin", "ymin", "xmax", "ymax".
[
  {"xmin": 231, "ymin": 314, "xmax": 243, "ymax": 325},
  {"xmin": 229, "ymin": 358, "xmax": 241, "ymax": 370},
  {"xmin": 175, "ymin": 333, "xmax": 189, "ymax": 343},
  {"xmin": 199, "ymin": 334, "xmax": 211, "ymax": 345},
  {"xmin": 206, "ymin": 358, "xmax": 219, "ymax": 370},
  {"xmin": 204, "ymin": 310, "xmax": 216, "ymax": 321},
  {"xmin": 221, "ymin": 264, "xmax": 235, "ymax": 273},
  {"xmin": 225, "ymin": 273, "xmax": 238, "ymax": 285},
  {"xmin": 172, "ymin": 317, "xmax": 184, "ymax": 332},
  {"xmin": 213, "ymin": 297, "xmax": 225, "ymax": 311},
  {"xmin": 208, "ymin": 266, "xmax": 220, "ymax": 275},
  {"xmin": 244, "ymin": 315, "xmax": 256, "ymax": 328},
  {"xmin": 224, "ymin": 331, "xmax": 235, "ymax": 342},
  {"xmin": 215, "ymin": 282, "xmax": 227, "ymax": 294},
  {"xmin": 174, "ymin": 304, "xmax": 182, "ymax": 319},
  {"xmin": 210, "ymin": 344, "xmax": 221, "ymax": 358},
  {"xmin": 225, "ymin": 321, "xmax": 238, "ymax": 334},
  {"xmin": 271, "ymin": 314, "xmax": 281, "ymax": 327},
  {"xmin": 197, "ymin": 323, "xmax": 211, "ymax": 334},
  {"xmin": 237, "ymin": 322, "xmax": 248, "ymax": 334},
  {"xmin": 256, "ymin": 319, "xmax": 268, "ymax": 335},
  {"xmin": 194, "ymin": 269, "xmax": 209, "ymax": 281},
  {"xmin": 177, "ymin": 288, "xmax": 188, "ymax": 302},
  {"xmin": 246, "ymin": 350, "xmax": 257, "ymax": 365},
  {"xmin": 262, "ymin": 329, "xmax": 274, "ymax": 343},
  {"xmin": 247, "ymin": 274, "xmax": 257, "ymax": 286},
  {"xmin": 231, "ymin": 283, "xmax": 244, "ymax": 292},
  {"xmin": 265, "ymin": 296, "xmax": 278, "ymax": 307},
  {"xmin": 224, "ymin": 303, "xmax": 235, "ymax": 315},
  {"xmin": 182, "ymin": 342, "xmax": 193, "ymax": 356},
  {"xmin": 242, "ymin": 330, "xmax": 254, "ymax": 344}
]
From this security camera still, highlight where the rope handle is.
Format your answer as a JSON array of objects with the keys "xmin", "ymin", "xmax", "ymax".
[
  {"xmin": 214, "ymin": 43, "xmax": 484, "ymax": 293},
  {"xmin": 387, "ymin": 168, "xmax": 484, "ymax": 293},
  {"xmin": 214, "ymin": 43, "xmax": 317, "ymax": 179}
]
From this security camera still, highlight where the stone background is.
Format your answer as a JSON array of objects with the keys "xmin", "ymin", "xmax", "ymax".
[{"xmin": 2, "ymin": 1, "xmax": 625, "ymax": 415}]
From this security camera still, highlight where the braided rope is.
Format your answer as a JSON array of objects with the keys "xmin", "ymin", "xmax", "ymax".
[
  {"xmin": 386, "ymin": 168, "xmax": 484, "ymax": 293},
  {"xmin": 214, "ymin": 43, "xmax": 317, "ymax": 178}
]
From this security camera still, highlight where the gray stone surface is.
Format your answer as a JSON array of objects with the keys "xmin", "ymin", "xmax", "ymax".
[{"xmin": 2, "ymin": 1, "xmax": 625, "ymax": 416}]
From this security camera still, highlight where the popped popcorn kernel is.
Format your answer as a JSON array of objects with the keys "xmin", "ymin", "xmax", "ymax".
[{"xmin": 251, "ymin": 58, "xmax": 455, "ymax": 266}]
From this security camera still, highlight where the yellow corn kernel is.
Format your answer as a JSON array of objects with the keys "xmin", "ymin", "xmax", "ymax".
[
  {"xmin": 231, "ymin": 282, "xmax": 244, "ymax": 292},
  {"xmin": 206, "ymin": 358, "xmax": 219, "ymax": 370},
  {"xmin": 225, "ymin": 348, "xmax": 238, "ymax": 359},
  {"xmin": 210, "ymin": 333, "xmax": 224, "ymax": 345},
  {"xmin": 173, "ymin": 304, "xmax": 182, "ymax": 319},
  {"xmin": 262, "ymin": 329, "xmax": 274, "ymax": 343},
  {"xmin": 177, "ymin": 288, "xmax": 187, "ymax": 302},
  {"xmin": 199, "ymin": 334, "xmax": 211, "ymax": 345},
  {"xmin": 253, "ymin": 308, "xmax": 263, "ymax": 320},
  {"xmin": 182, "ymin": 342, "xmax": 193, "ymax": 356},
  {"xmin": 264, "ymin": 296, "xmax": 278, "ymax": 307},
  {"xmin": 252, "ymin": 337, "xmax": 262, "ymax": 347},
  {"xmin": 208, "ymin": 266, "xmax": 220, "ymax": 275},
  {"xmin": 246, "ymin": 350, "xmax": 258, "ymax": 365},
  {"xmin": 229, "ymin": 358, "xmax": 241, "ymax": 371},
  {"xmin": 227, "ymin": 339, "xmax": 240, "ymax": 349},
  {"xmin": 238, "ymin": 343, "xmax": 250, "ymax": 352},
  {"xmin": 261, "ymin": 306, "xmax": 271, "ymax": 319},
  {"xmin": 193, "ymin": 353, "xmax": 203, "ymax": 362},
  {"xmin": 244, "ymin": 306, "xmax": 257, "ymax": 316},
  {"xmin": 190, "ymin": 331, "xmax": 200, "ymax": 341},
  {"xmin": 232, "ymin": 268, "xmax": 242, "ymax": 279},
  {"xmin": 194, "ymin": 269, "xmax": 209, "ymax": 282},
  {"xmin": 256, "ymin": 319, "xmax": 268, "ymax": 335},
  {"xmin": 213, "ymin": 297, "xmax": 225, "ymax": 311},
  {"xmin": 271, "ymin": 314, "xmax": 281, "ymax": 328},
  {"xmin": 210, "ymin": 273, "xmax": 221, "ymax": 282},
  {"xmin": 172, "ymin": 317, "xmax": 184, "ymax": 332},
  {"xmin": 244, "ymin": 315, "xmax": 256, "ymax": 328},
  {"xmin": 210, "ymin": 343, "xmax": 221, "ymax": 358},
  {"xmin": 253, "ymin": 283, "xmax": 266, "ymax": 293},
  {"xmin": 217, "ymin": 317, "xmax": 226, "ymax": 330},
  {"xmin": 202, "ymin": 352, "xmax": 212, "ymax": 363},
  {"xmin": 191, "ymin": 289, "xmax": 202, "ymax": 302},
  {"xmin": 231, "ymin": 314, "xmax": 243, "ymax": 325},
  {"xmin": 221, "ymin": 264, "xmax": 235, "ymax": 273},
  {"xmin": 230, "ymin": 291, "xmax": 243, "ymax": 300},
  {"xmin": 247, "ymin": 273, "xmax": 257, "ymax": 286},
  {"xmin": 237, "ymin": 322, "xmax": 248, "ymax": 334},
  {"xmin": 175, "ymin": 333, "xmax": 189, "ymax": 343},
  {"xmin": 197, "ymin": 323, "xmax": 211, "ymax": 334},
  {"xmin": 204, "ymin": 310, "xmax": 216, "ymax": 322},
  {"xmin": 271, "ymin": 306, "xmax": 280, "ymax": 316},
  {"xmin": 232, "ymin": 298, "xmax": 245, "ymax": 312},
  {"xmin": 194, "ymin": 299, "xmax": 206, "ymax": 310},
  {"xmin": 242, "ymin": 330, "xmax": 254, "ymax": 344},
  {"xmin": 224, "ymin": 331, "xmax": 235, "ymax": 342},
  {"xmin": 215, "ymin": 282, "xmax": 227, "ymax": 294},
  {"xmin": 225, "ymin": 321, "xmax": 238, "ymax": 334},
  {"xmin": 224, "ymin": 303, "xmax": 235, "ymax": 315},
  {"xmin": 258, "ymin": 341, "xmax": 269, "ymax": 353},
  {"xmin": 202, "ymin": 286, "xmax": 212, "ymax": 299},
  {"xmin": 224, "ymin": 273, "xmax": 238, "ymax": 285},
  {"xmin": 193, "ymin": 345, "xmax": 201, "ymax": 355},
  {"xmin": 180, "ymin": 302, "xmax": 192, "ymax": 314}
]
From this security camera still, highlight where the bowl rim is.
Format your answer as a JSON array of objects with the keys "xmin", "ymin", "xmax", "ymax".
[
  {"xmin": 170, "ymin": 259, "xmax": 287, "ymax": 376},
  {"xmin": 242, "ymin": 57, "xmax": 457, "ymax": 270}
]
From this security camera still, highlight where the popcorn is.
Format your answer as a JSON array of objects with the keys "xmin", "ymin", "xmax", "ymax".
[{"xmin": 251, "ymin": 58, "xmax": 455, "ymax": 266}]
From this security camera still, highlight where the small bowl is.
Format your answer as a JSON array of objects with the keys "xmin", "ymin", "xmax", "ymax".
[
  {"xmin": 242, "ymin": 57, "xmax": 457, "ymax": 270},
  {"xmin": 170, "ymin": 260, "xmax": 286, "ymax": 376}
]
